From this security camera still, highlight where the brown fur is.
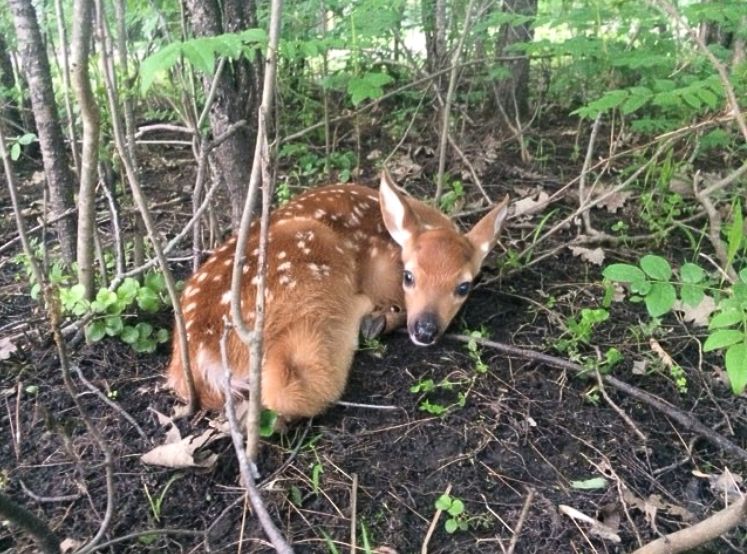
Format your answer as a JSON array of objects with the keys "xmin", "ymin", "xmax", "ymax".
[{"xmin": 167, "ymin": 174, "xmax": 509, "ymax": 417}]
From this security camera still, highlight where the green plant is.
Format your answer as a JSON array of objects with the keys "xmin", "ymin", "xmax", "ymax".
[
  {"xmin": 604, "ymin": 254, "xmax": 747, "ymax": 395},
  {"xmin": 435, "ymin": 493, "xmax": 468, "ymax": 534},
  {"xmin": 465, "ymin": 328, "xmax": 489, "ymax": 374},
  {"xmin": 7, "ymin": 132, "xmax": 36, "ymax": 161},
  {"xmin": 439, "ymin": 179, "xmax": 465, "ymax": 214},
  {"xmin": 143, "ymin": 474, "xmax": 182, "ymax": 523},
  {"xmin": 554, "ymin": 308, "xmax": 609, "ymax": 355}
]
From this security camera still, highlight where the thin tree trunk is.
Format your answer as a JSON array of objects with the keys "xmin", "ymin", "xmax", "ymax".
[
  {"xmin": 183, "ymin": 0, "xmax": 259, "ymax": 229},
  {"xmin": 71, "ymin": 0, "xmax": 101, "ymax": 299},
  {"xmin": 9, "ymin": 0, "xmax": 77, "ymax": 263},
  {"xmin": 53, "ymin": 0, "xmax": 80, "ymax": 176},
  {"xmin": 494, "ymin": 0, "xmax": 537, "ymax": 120}
]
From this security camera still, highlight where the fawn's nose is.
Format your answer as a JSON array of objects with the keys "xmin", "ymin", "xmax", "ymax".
[{"xmin": 411, "ymin": 313, "xmax": 439, "ymax": 346}]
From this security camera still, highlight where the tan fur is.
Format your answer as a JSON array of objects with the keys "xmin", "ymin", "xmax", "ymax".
[{"xmin": 167, "ymin": 173, "xmax": 509, "ymax": 417}]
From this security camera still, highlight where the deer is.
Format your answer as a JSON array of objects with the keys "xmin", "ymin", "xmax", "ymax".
[{"xmin": 166, "ymin": 171, "xmax": 509, "ymax": 419}]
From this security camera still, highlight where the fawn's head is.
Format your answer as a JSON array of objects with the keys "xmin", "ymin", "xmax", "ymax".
[{"xmin": 379, "ymin": 172, "xmax": 509, "ymax": 346}]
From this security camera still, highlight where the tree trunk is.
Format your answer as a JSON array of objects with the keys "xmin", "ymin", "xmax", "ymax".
[
  {"xmin": 494, "ymin": 0, "xmax": 538, "ymax": 120},
  {"xmin": 9, "ymin": 0, "xmax": 77, "ymax": 264},
  {"xmin": 422, "ymin": 0, "xmax": 446, "ymax": 74},
  {"xmin": 71, "ymin": 0, "xmax": 100, "ymax": 299},
  {"xmin": 183, "ymin": 0, "xmax": 259, "ymax": 229}
]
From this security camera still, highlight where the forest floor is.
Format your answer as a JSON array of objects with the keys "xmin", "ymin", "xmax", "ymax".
[{"xmin": 1, "ymin": 123, "xmax": 746, "ymax": 553}]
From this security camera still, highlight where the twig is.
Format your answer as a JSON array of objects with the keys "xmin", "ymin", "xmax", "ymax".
[
  {"xmin": 19, "ymin": 480, "xmax": 81, "ymax": 503},
  {"xmin": 73, "ymin": 364, "xmax": 147, "ymax": 440},
  {"xmin": 692, "ymin": 170, "xmax": 737, "ymax": 281},
  {"xmin": 445, "ymin": 333, "xmax": 747, "ymax": 461},
  {"xmin": 593, "ymin": 368, "xmax": 647, "ymax": 443},
  {"xmin": 229, "ymin": 0, "xmax": 283, "ymax": 463},
  {"xmin": 335, "ymin": 400, "xmax": 400, "ymax": 411},
  {"xmin": 421, "ymin": 483, "xmax": 451, "ymax": 554},
  {"xmin": 350, "ymin": 472, "xmax": 358, "ymax": 554},
  {"xmin": 0, "ymin": 207, "xmax": 78, "ymax": 255},
  {"xmin": 219, "ymin": 324, "xmax": 294, "ymax": 554},
  {"xmin": 506, "ymin": 488, "xmax": 534, "ymax": 554},
  {"xmin": 578, "ymin": 114, "xmax": 603, "ymax": 236},
  {"xmin": 435, "ymin": 0, "xmax": 476, "ymax": 201},
  {"xmin": 632, "ymin": 494, "xmax": 747, "ymax": 554}
]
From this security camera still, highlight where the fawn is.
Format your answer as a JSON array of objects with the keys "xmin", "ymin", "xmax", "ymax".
[{"xmin": 166, "ymin": 171, "xmax": 509, "ymax": 418}]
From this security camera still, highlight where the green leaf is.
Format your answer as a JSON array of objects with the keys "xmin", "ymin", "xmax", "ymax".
[
  {"xmin": 69, "ymin": 283, "xmax": 87, "ymax": 302},
  {"xmin": 709, "ymin": 309, "xmax": 742, "ymax": 329},
  {"xmin": 105, "ymin": 316, "xmax": 123, "ymax": 336},
  {"xmin": 145, "ymin": 272, "xmax": 166, "ymax": 292},
  {"xmin": 679, "ymin": 284, "xmax": 705, "ymax": 308},
  {"xmin": 725, "ymin": 342, "xmax": 747, "ymax": 395},
  {"xmin": 448, "ymin": 499, "xmax": 465, "ymax": 516},
  {"xmin": 640, "ymin": 255, "xmax": 672, "ymax": 280},
  {"xmin": 740, "ymin": 267, "xmax": 747, "ymax": 284},
  {"xmin": 117, "ymin": 277, "xmax": 140, "ymax": 303},
  {"xmin": 10, "ymin": 142, "xmax": 20, "ymax": 160},
  {"xmin": 18, "ymin": 133, "xmax": 35, "ymax": 145},
  {"xmin": 155, "ymin": 328, "xmax": 170, "ymax": 344},
  {"xmin": 680, "ymin": 263, "xmax": 705, "ymax": 284},
  {"xmin": 86, "ymin": 321, "xmax": 106, "ymax": 343},
  {"xmin": 704, "ymin": 329, "xmax": 744, "ymax": 352},
  {"xmin": 631, "ymin": 279, "xmax": 652, "ymax": 295},
  {"xmin": 571, "ymin": 477, "xmax": 608, "ymax": 490},
  {"xmin": 120, "ymin": 326, "xmax": 139, "ymax": 344},
  {"xmin": 259, "ymin": 409, "xmax": 277, "ymax": 437},
  {"xmin": 444, "ymin": 519, "xmax": 458, "ymax": 534},
  {"xmin": 435, "ymin": 494, "xmax": 452, "ymax": 511},
  {"xmin": 602, "ymin": 264, "xmax": 645, "ymax": 283},
  {"xmin": 181, "ymin": 42, "xmax": 215, "ymax": 75},
  {"xmin": 137, "ymin": 287, "xmax": 160, "ymax": 312},
  {"xmin": 135, "ymin": 322, "xmax": 153, "ymax": 338},
  {"xmin": 140, "ymin": 42, "xmax": 181, "ymax": 93},
  {"xmin": 645, "ymin": 282, "xmax": 676, "ymax": 317}
]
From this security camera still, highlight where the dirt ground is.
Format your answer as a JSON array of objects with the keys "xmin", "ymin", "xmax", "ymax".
[{"xmin": 1, "ymin": 130, "xmax": 746, "ymax": 553}]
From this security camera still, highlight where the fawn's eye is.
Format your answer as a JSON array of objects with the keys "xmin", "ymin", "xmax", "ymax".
[
  {"xmin": 455, "ymin": 281, "xmax": 471, "ymax": 297},
  {"xmin": 403, "ymin": 270, "xmax": 415, "ymax": 288}
]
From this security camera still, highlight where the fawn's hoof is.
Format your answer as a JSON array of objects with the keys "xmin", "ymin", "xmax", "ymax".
[{"xmin": 360, "ymin": 313, "xmax": 387, "ymax": 340}]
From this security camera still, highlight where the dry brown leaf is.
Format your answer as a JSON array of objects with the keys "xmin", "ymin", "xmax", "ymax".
[
  {"xmin": 672, "ymin": 296, "xmax": 716, "ymax": 327},
  {"xmin": 623, "ymin": 489, "xmax": 695, "ymax": 527},
  {"xmin": 140, "ymin": 427, "xmax": 222, "ymax": 469},
  {"xmin": 60, "ymin": 538, "xmax": 85, "ymax": 553},
  {"xmin": 0, "ymin": 336, "xmax": 18, "ymax": 360},
  {"xmin": 591, "ymin": 186, "xmax": 632, "ymax": 213},
  {"xmin": 632, "ymin": 360, "xmax": 648, "ymax": 375},
  {"xmin": 366, "ymin": 149, "xmax": 382, "ymax": 161},
  {"xmin": 513, "ymin": 190, "xmax": 549, "ymax": 217},
  {"xmin": 695, "ymin": 468, "xmax": 744, "ymax": 501},
  {"xmin": 569, "ymin": 246, "xmax": 605, "ymax": 266},
  {"xmin": 388, "ymin": 153, "xmax": 422, "ymax": 181}
]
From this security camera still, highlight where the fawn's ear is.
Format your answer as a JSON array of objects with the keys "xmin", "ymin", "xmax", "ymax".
[
  {"xmin": 465, "ymin": 195, "xmax": 510, "ymax": 263},
  {"xmin": 379, "ymin": 171, "xmax": 419, "ymax": 247}
]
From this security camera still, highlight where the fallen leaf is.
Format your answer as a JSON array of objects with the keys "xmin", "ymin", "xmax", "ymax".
[
  {"xmin": 388, "ymin": 153, "xmax": 422, "ymax": 181},
  {"xmin": 0, "ymin": 336, "xmax": 18, "ymax": 360},
  {"xmin": 591, "ymin": 186, "xmax": 632, "ymax": 213},
  {"xmin": 569, "ymin": 246, "xmax": 605, "ymax": 266},
  {"xmin": 60, "ymin": 538, "xmax": 85, "ymax": 553},
  {"xmin": 672, "ymin": 296, "xmax": 716, "ymax": 327},
  {"xmin": 366, "ymin": 149, "xmax": 382, "ymax": 161},
  {"xmin": 632, "ymin": 360, "xmax": 648, "ymax": 375},
  {"xmin": 141, "ymin": 427, "xmax": 223, "ymax": 469},
  {"xmin": 706, "ymin": 468, "xmax": 743, "ymax": 501},
  {"xmin": 513, "ymin": 190, "xmax": 549, "ymax": 217}
]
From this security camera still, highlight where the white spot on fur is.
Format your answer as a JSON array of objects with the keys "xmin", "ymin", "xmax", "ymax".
[
  {"xmin": 297, "ymin": 240, "xmax": 306, "ymax": 250},
  {"xmin": 223, "ymin": 258, "xmax": 232, "ymax": 266},
  {"xmin": 277, "ymin": 251, "xmax": 287, "ymax": 259},
  {"xmin": 184, "ymin": 285, "xmax": 199, "ymax": 297},
  {"xmin": 251, "ymin": 276, "xmax": 259, "ymax": 285},
  {"xmin": 334, "ymin": 246, "xmax": 345, "ymax": 254},
  {"xmin": 218, "ymin": 243, "xmax": 230, "ymax": 253},
  {"xmin": 370, "ymin": 247, "xmax": 379, "ymax": 258},
  {"xmin": 184, "ymin": 302, "xmax": 197, "ymax": 312},
  {"xmin": 252, "ymin": 248, "xmax": 259, "ymax": 256},
  {"xmin": 278, "ymin": 261, "xmax": 292, "ymax": 272},
  {"xmin": 196, "ymin": 273, "xmax": 208, "ymax": 283},
  {"xmin": 243, "ymin": 265, "xmax": 250, "ymax": 274},
  {"xmin": 221, "ymin": 291, "xmax": 231, "ymax": 305},
  {"xmin": 279, "ymin": 274, "xmax": 292, "ymax": 286},
  {"xmin": 314, "ymin": 208, "xmax": 326, "ymax": 219}
]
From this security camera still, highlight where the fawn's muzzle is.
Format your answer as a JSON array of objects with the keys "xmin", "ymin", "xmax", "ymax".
[{"xmin": 410, "ymin": 313, "xmax": 439, "ymax": 346}]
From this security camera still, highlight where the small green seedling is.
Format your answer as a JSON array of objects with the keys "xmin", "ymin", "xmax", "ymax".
[
  {"xmin": 435, "ymin": 493, "xmax": 468, "ymax": 534},
  {"xmin": 143, "ymin": 473, "xmax": 182, "ymax": 523}
]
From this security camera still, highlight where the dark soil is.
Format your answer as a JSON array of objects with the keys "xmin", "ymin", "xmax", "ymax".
[{"xmin": 1, "ymin": 132, "xmax": 746, "ymax": 554}]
